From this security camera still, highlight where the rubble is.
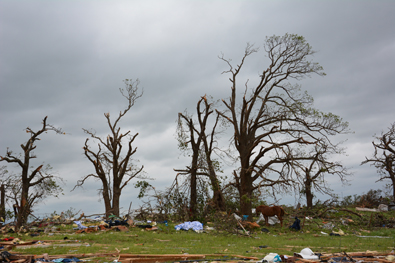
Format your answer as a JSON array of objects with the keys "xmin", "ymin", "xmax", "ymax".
[{"xmin": 0, "ymin": 205, "xmax": 393, "ymax": 263}]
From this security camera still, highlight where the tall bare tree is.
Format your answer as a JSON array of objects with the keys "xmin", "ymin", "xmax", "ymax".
[
  {"xmin": 75, "ymin": 79, "xmax": 144, "ymax": 217},
  {"xmin": 362, "ymin": 122, "xmax": 395, "ymax": 201},
  {"xmin": 0, "ymin": 117, "xmax": 64, "ymax": 229},
  {"xmin": 175, "ymin": 96, "xmax": 226, "ymax": 219},
  {"xmin": 198, "ymin": 97, "xmax": 227, "ymax": 211},
  {"xmin": 217, "ymin": 34, "xmax": 349, "ymax": 217}
]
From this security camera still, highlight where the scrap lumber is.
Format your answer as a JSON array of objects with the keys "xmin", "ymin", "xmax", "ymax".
[
  {"xmin": 21, "ymin": 253, "xmax": 119, "ymax": 259},
  {"xmin": 231, "ymin": 254, "xmax": 259, "ymax": 260},
  {"xmin": 235, "ymin": 219, "xmax": 250, "ymax": 236},
  {"xmin": 295, "ymin": 259, "xmax": 320, "ymax": 263},
  {"xmin": 118, "ymin": 253, "xmax": 260, "ymax": 263},
  {"xmin": 319, "ymin": 251, "xmax": 395, "ymax": 263},
  {"xmin": 120, "ymin": 257, "xmax": 197, "ymax": 263},
  {"xmin": 356, "ymin": 207, "xmax": 379, "ymax": 212},
  {"xmin": 119, "ymin": 253, "xmax": 206, "ymax": 263},
  {"xmin": 352, "ymin": 258, "xmax": 393, "ymax": 263},
  {"xmin": 7, "ymin": 250, "xmax": 395, "ymax": 263},
  {"xmin": 343, "ymin": 251, "xmax": 394, "ymax": 257},
  {"xmin": 0, "ymin": 240, "xmax": 37, "ymax": 246},
  {"xmin": 343, "ymin": 251, "xmax": 356, "ymax": 262},
  {"xmin": 9, "ymin": 255, "xmax": 34, "ymax": 261},
  {"xmin": 0, "ymin": 240, "xmax": 42, "ymax": 250},
  {"xmin": 202, "ymin": 253, "xmax": 259, "ymax": 260},
  {"xmin": 119, "ymin": 253, "xmax": 206, "ymax": 259},
  {"xmin": 33, "ymin": 239, "xmax": 80, "ymax": 242}
]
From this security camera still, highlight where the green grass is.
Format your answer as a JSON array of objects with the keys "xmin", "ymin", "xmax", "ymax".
[{"xmin": 5, "ymin": 209, "xmax": 395, "ymax": 262}]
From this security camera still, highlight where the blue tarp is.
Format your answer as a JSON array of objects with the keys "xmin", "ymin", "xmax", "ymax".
[
  {"xmin": 73, "ymin": 221, "xmax": 87, "ymax": 230},
  {"xmin": 174, "ymin": 221, "xmax": 203, "ymax": 231}
]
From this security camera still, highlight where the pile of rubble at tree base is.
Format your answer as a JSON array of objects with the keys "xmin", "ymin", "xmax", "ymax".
[
  {"xmin": 0, "ymin": 249, "xmax": 394, "ymax": 263},
  {"xmin": 0, "ymin": 213, "xmax": 136, "ymax": 235}
]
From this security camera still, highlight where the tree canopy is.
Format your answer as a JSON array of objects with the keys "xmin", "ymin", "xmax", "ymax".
[{"xmin": 216, "ymin": 34, "xmax": 350, "ymax": 216}]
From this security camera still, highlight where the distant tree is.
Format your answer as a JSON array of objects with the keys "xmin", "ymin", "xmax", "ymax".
[
  {"xmin": 291, "ymin": 141, "xmax": 351, "ymax": 208},
  {"xmin": 362, "ymin": 122, "xmax": 395, "ymax": 201},
  {"xmin": 75, "ymin": 79, "xmax": 144, "ymax": 217},
  {"xmin": 175, "ymin": 95, "xmax": 226, "ymax": 219},
  {"xmin": 0, "ymin": 117, "xmax": 64, "ymax": 229},
  {"xmin": 217, "ymin": 34, "xmax": 350, "ymax": 217}
]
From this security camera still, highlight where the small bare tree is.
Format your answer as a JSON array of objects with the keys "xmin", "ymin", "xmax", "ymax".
[
  {"xmin": 0, "ymin": 116, "xmax": 64, "ymax": 229},
  {"xmin": 362, "ymin": 122, "xmax": 395, "ymax": 201},
  {"xmin": 75, "ymin": 79, "xmax": 144, "ymax": 217},
  {"xmin": 291, "ymin": 142, "xmax": 351, "ymax": 208}
]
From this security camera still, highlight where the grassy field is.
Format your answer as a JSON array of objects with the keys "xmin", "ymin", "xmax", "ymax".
[{"xmin": 5, "ymin": 208, "xmax": 395, "ymax": 262}]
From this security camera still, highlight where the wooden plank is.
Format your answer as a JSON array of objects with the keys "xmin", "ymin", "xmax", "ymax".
[
  {"xmin": 352, "ymin": 258, "xmax": 392, "ymax": 263},
  {"xmin": 295, "ymin": 259, "xmax": 320, "ymax": 263},
  {"xmin": 119, "ymin": 253, "xmax": 205, "ymax": 259},
  {"xmin": 231, "ymin": 254, "xmax": 259, "ymax": 260},
  {"xmin": 121, "ymin": 257, "xmax": 196, "ymax": 263},
  {"xmin": 0, "ymin": 241, "xmax": 37, "ymax": 246},
  {"xmin": 33, "ymin": 253, "xmax": 118, "ymax": 259}
]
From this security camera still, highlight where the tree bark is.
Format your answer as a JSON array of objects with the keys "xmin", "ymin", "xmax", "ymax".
[
  {"xmin": 304, "ymin": 173, "xmax": 314, "ymax": 208},
  {"xmin": 239, "ymin": 168, "xmax": 252, "ymax": 218},
  {"xmin": 102, "ymin": 184, "xmax": 112, "ymax": 218},
  {"xmin": 112, "ymin": 188, "xmax": 121, "ymax": 217},
  {"xmin": 305, "ymin": 185, "xmax": 313, "ymax": 209},
  {"xmin": 0, "ymin": 184, "xmax": 5, "ymax": 221}
]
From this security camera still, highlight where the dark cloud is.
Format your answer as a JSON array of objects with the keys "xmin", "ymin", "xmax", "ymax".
[{"xmin": 1, "ymin": 0, "xmax": 394, "ymax": 216}]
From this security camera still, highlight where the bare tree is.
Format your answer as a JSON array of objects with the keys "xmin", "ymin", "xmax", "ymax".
[
  {"xmin": 0, "ymin": 117, "xmax": 64, "ymax": 229},
  {"xmin": 175, "ymin": 108, "xmax": 203, "ymax": 219},
  {"xmin": 198, "ymin": 97, "xmax": 227, "ymax": 211},
  {"xmin": 217, "ymin": 34, "xmax": 349, "ymax": 217},
  {"xmin": 362, "ymin": 122, "xmax": 395, "ymax": 201},
  {"xmin": 175, "ymin": 95, "xmax": 226, "ymax": 219},
  {"xmin": 291, "ymin": 142, "xmax": 351, "ymax": 208},
  {"xmin": 75, "ymin": 79, "xmax": 144, "ymax": 217}
]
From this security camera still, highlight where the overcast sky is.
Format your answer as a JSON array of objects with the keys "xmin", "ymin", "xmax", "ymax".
[{"xmin": 1, "ymin": 1, "xmax": 394, "ymax": 217}]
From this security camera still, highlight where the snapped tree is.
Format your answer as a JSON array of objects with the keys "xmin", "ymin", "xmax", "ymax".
[
  {"xmin": 175, "ymin": 96, "xmax": 226, "ymax": 219},
  {"xmin": 362, "ymin": 122, "xmax": 395, "ymax": 201},
  {"xmin": 217, "ymin": 34, "xmax": 349, "ymax": 217},
  {"xmin": 75, "ymin": 79, "xmax": 144, "ymax": 217},
  {"xmin": 0, "ymin": 116, "xmax": 64, "ymax": 229}
]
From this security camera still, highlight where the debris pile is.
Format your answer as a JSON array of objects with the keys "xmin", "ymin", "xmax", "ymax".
[{"xmin": 0, "ymin": 204, "xmax": 393, "ymax": 263}]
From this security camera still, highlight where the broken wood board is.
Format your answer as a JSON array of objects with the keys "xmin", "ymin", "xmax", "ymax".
[{"xmin": 119, "ymin": 253, "xmax": 206, "ymax": 263}]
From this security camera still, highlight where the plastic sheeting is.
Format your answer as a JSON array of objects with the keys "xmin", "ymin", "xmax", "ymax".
[
  {"xmin": 175, "ymin": 221, "xmax": 203, "ymax": 232},
  {"xmin": 73, "ymin": 221, "xmax": 87, "ymax": 230}
]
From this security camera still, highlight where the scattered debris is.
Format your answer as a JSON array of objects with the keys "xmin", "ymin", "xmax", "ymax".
[{"xmin": 0, "ymin": 205, "xmax": 393, "ymax": 263}]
